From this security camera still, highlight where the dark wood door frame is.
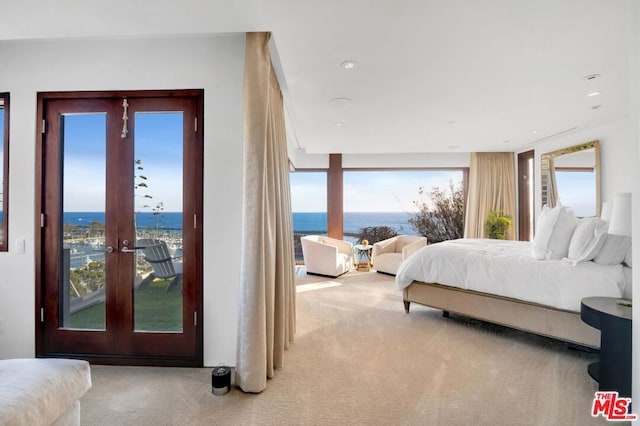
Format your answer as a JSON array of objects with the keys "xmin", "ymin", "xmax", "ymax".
[
  {"xmin": 35, "ymin": 90, "xmax": 204, "ymax": 366},
  {"xmin": 517, "ymin": 150, "xmax": 535, "ymax": 241}
]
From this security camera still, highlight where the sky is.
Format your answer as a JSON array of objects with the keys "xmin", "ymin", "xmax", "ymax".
[
  {"xmin": 63, "ymin": 112, "xmax": 183, "ymax": 212},
  {"xmin": 291, "ymin": 170, "xmax": 463, "ymax": 213}
]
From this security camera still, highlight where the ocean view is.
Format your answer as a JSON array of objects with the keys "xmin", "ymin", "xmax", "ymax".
[
  {"xmin": 62, "ymin": 211, "xmax": 417, "ymax": 268},
  {"xmin": 64, "ymin": 211, "xmax": 417, "ymax": 236},
  {"xmin": 293, "ymin": 211, "xmax": 417, "ymax": 236},
  {"xmin": 64, "ymin": 212, "xmax": 183, "ymax": 232}
]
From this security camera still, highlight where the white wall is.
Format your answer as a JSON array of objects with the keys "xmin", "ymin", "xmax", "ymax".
[{"xmin": 0, "ymin": 34, "xmax": 245, "ymax": 366}]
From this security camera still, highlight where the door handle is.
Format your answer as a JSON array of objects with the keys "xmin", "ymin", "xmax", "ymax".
[
  {"xmin": 121, "ymin": 247, "xmax": 145, "ymax": 253},
  {"xmin": 120, "ymin": 240, "xmax": 146, "ymax": 253}
]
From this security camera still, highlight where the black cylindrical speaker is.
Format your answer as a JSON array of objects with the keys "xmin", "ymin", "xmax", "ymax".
[{"xmin": 211, "ymin": 366, "xmax": 232, "ymax": 395}]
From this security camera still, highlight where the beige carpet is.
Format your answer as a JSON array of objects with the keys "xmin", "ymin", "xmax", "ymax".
[{"xmin": 81, "ymin": 270, "xmax": 615, "ymax": 425}]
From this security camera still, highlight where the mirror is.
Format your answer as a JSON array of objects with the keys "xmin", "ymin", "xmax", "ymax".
[{"xmin": 540, "ymin": 140, "xmax": 600, "ymax": 218}]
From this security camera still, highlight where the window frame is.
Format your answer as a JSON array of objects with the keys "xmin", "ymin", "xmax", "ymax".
[{"xmin": 0, "ymin": 93, "xmax": 9, "ymax": 252}]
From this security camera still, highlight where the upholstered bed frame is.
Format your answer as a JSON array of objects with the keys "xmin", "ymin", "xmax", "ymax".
[{"xmin": 403, "ymin": 281, "xmax": 600, "ymax": 349}]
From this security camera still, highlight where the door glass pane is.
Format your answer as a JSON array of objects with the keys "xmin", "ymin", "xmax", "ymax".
[
  {"xmin": 133, "ymin": 112, "xmax": 183, "ymax": 332},
  {"xmin": 61, "ymin": 113, "xmax": 107, "ymax": 330}
]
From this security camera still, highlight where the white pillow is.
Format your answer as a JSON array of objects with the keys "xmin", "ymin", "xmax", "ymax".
[
  {"xmin": 564, "ymin": 217, "xmax": 608, "ymax": 266},
  {"xmin": 594, "ymin": 234, "xmax": 631, "ymax": 265},
  {"xmin": 532, "ymin": 204, "xmax": 578, "ymax": 260},
  {"xmin": 625, "ymin": 246, "xmax": 632, "ymax": 268}
]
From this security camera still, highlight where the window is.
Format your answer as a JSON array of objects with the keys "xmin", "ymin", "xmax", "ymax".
[
  {"xmin": 343, "ymin": 169, "xmax": 465, "ymax": 243},
  {"xmin": 290, "ymin": 171, "xmax": 327, "ymax": 263},
  {"xmin": 0, "ymin": 93, "xmax": 8, "ymax": 251}
]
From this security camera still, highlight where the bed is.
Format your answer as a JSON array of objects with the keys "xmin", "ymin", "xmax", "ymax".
[{"xmin": 396, "ymin": 238, "xmax": 632, "ymax": 349}]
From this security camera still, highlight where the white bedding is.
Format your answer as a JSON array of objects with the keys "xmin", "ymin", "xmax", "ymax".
[{"xmin": 395, "ymin": 238, "xmax": 629, "ymax": 312}]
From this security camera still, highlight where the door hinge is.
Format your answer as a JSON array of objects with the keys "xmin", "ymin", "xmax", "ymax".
[
  {"xmin": 194, "ymin": 213, "xmax": 197, "ymax": 229},
  {"xmin": 194, "ymin": 311, "xmax": 198, "ymax": 327},
  {"xmin": 40, "ymin": 308, "xmax": 44, "ymax": 323},
  {"xmin": 194, "ymin": 117, "xmax": 197, "ymax": 132},
  {"xmin": 42, "ymin": 119, "xmax": 46, "ymax": 134},
  {"xmin": 40, "ymin": 213, "xmax": 45, "ymax": 228}
]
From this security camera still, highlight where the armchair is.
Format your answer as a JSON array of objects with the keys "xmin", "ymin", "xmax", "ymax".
[
  {"xmin": 372, "ymin": 235, "xmax": 427, "ymax": 275},
  {"xmin": 300, "ymin": 235, "xmax": 353, "ymax": 277}
]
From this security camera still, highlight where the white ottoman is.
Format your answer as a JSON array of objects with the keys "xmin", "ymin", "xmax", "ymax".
[{"xmin": 0, "ymin": 358, "xmax": 91, "ymax": 426}]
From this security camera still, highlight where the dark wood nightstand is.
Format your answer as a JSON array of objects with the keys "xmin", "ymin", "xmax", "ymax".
[{"xmin": 580, "ymin": 297, "xmax": 632, "ymax": 397}]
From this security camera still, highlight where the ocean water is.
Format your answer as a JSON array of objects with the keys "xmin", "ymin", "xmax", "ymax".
[
  {"xmin": 63, "ymin": 211, "xmax": 416, "ymax": 235},
  {"xmin": 64, "ymin": 212, "xmax": 183, "ymax": 231},
  {"xmin": 293, "ymin": 211, "xmax": 417, "ymax": 236}
]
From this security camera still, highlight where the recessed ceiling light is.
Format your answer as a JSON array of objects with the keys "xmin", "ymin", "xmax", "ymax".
[
  {"xmin": 340, "ymin": 60, "xmax": 357, "ymax": 70},
  {"xmin": 448, "ymin": 120, "xmax": 455, "ymax": 124},
  {"xmin": 328, "ymin": 97, "xmax": 352, "ymax": 104},
  {"xmin": 531, "ymin": 130, "xmax": 538, "ymax": 134},
  {"xmin": 447, "ymin": 144, "xmax": 461, "ymax": 150},
  {"xmin": 587, "ymin": 91, "xmax": 601, "ymax": 97},
  {"xmin": 590, "ymin": 105, "xmax": 603, "ymax": 110},
  {"xmin": 335, "ymin": 121, "xmax": 344, "ymax": 127},
  {"xmin": 503, "ymin": 140, "xmax": 510, "ymax": 144},
  {"xmin": 584, "ymin": 74, "xmax": 600, "ymax": 81}
]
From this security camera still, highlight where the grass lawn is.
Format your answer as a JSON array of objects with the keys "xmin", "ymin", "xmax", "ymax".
[{"xmin": 70, "ymin": 279, "xmax": 183, "ymax": 331}]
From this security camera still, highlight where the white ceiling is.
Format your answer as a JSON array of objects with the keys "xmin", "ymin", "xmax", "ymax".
[{"xmin": 0, "ymin": 0, "xmax": 631, "ymax": 154}]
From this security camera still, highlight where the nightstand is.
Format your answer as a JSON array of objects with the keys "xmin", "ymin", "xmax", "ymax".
[{"xmin": 580, "ymin": 297, "xmax": 632, "ymax": 397}]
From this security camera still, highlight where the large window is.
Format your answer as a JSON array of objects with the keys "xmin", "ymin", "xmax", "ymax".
[
  {"xmin": 290, "ymin": 171, "xmax": 327, "ymax": 262},
  {"xmin": 0, "ymin": 93, "xmax": 8, "ymax": 251},
  {"xmin": 343, "ymin": 170, "xmax": 465, "ymax": 243}
]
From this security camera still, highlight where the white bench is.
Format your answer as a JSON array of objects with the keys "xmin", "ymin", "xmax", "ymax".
[{"xmin": 0, "ymin": 358, "xmax": 91, "ymax": 426}]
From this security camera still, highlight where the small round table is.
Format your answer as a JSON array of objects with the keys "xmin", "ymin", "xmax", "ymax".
[
  {"xmin": 580, "ymin": 297, "xmax": 632, "ymax": 397},
  {"xmin": 354, "ymin": 244, "xmax": 372, "ymax": 272}
]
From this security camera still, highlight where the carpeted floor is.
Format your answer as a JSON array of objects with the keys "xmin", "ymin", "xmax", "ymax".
[{"xmin": 81, "ymin": 270, "xmax": 615, "ymax": 425}]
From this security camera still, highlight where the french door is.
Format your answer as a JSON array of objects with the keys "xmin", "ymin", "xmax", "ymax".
[{"xmin": 36, "ymin": 91, "xmax": 203, "ymax": 366}]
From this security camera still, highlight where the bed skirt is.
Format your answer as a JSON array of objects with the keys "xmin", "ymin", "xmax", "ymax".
[{"xmin": 403, "ymin": 281, "xmax": 600, "ymax": 349}]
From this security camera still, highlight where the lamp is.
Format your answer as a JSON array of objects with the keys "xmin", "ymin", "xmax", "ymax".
[
  {"xmin": 600, "ymin": 201, "xmax": 613, "ymax": 221},
  {"xmin": 608, "ymin": 193, "xmax": 632, "ymax": 236},
  {"xmin": 607, "ymin": 192, "xmax": 633, "ymax": 306}
]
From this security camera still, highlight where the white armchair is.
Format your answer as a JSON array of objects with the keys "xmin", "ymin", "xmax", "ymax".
[
  {"xmin": 372, "ymin": 235, "xmax": 427, "ymax": 275},
  {"xmin": 300, "ymin": 235, "xmax": 353, "ymax": 277}
]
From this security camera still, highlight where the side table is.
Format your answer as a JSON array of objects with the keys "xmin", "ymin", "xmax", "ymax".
[
  {"xmin": 354, "ymin": 244, "xmax": 372, "ymax": 272},
  {"xmin": 580, "ymin": 297, "xmax": 632, "ymax": 397}
]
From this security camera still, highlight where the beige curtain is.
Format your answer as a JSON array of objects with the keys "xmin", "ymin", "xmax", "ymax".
[
  {"xmin": 236, "ymin": 32, "xmax": 296, "ymax": 393},
  {"xmin": 464, "ymin": 152, "xmax": 516, "ymax": 239}
]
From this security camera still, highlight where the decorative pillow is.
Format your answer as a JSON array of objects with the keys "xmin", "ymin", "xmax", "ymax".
[
  {"xmin": 594, "ymin": 234, "xmax": 631, "ymax": 265},
  {"xmin": 532, "ymin": 204, "xmax": 578, "ymax": 260},
  {"xmin": 564, "ymin": 217, "xmax": 608, "ymax": 266}
]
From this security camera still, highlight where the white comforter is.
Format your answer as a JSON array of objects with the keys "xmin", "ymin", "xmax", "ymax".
[{"xmin": 395, "ymin": 238, "xmax": 628, "ymax": 312}]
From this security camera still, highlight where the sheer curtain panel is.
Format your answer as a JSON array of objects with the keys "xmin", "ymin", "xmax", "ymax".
[
  {"xmin": 236, "ymin": 32, "xmax": 296, "ymax": 393},
  {"xmin": 464, "ymin": 152, "xmax": 517, "ymax": 239}
]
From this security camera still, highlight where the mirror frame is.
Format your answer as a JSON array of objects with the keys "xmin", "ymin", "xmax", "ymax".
[{"xmin": 540, "ymin": 139, "xmax": 600, "ymax": 216}]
